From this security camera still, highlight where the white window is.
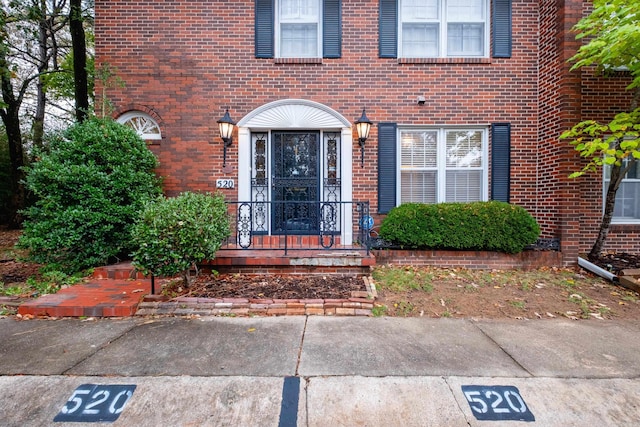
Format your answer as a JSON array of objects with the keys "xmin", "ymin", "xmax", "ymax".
[
  {"xmin": 277, "ymin": 0, "xmax": 321, "ymax": 57},
  {"xmin": 117, "ymin": 112, "xmax": 162, "ymax": 140},
  {"xmin": 399, "ymin": 0, "xmax": 487, "ymax": 58},
  {"xmin": 605, "ymin": 159, "xmax": 640, "ymax": 223},
  {"xmin": 399, "ymin": 128, "xmax": 487, "ymax": 203}
]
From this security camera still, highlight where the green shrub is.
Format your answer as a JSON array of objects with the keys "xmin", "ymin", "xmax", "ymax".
[
  {"xmin": 379, "ymin": 201, "xmax": 540, "ymax": 254},
  {"xmin": 131, "ymin": 192, "xmax": 231, "ymax": 286},
  {"xmin": 18, "ymin": 117, "xmax": 162, "ymax": 273}
]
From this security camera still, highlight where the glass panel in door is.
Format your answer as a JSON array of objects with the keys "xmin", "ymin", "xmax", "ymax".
[{"xmin": 272, "ymin": 132, "xmax": 320, "ymax": 234}]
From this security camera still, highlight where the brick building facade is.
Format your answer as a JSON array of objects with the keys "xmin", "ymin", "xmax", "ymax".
[{"xmin": 94, "ymin": 0, "xmax": 637, "ymax": 264}]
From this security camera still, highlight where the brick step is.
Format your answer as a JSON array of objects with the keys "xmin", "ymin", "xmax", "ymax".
[
  {"xmin": 18, "ymin": 278, "xmax": 151, "ymax": 318},
  {"xmin": 92, "ymin": 262, "xmax": 148, "ymax": 280},
  {"xmin": 205, "ymin": 250, "xmax": 376, "ymax": 275}
]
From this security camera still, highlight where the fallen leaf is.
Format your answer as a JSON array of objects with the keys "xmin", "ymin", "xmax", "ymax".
[{"xmin": 247, "ymin": 328, "xmax": 256, "ymax": 333}]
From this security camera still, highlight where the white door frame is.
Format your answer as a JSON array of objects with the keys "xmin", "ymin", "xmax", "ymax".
[{"xmin": 236, "ymin": 99, "xmax": 354, "ymax": 244}]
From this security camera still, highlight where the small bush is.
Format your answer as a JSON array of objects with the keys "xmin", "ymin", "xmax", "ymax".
[
  {"xmin": 379, "ymin": 201, "xmax": 540, "ymax": 254},
  {"xmin": 131, "ymin": 192, "xmax": 231, "ymax": 285},
  {"xmin": 18, "ymin": 117, "xmax": 162, "ymax": 273}
]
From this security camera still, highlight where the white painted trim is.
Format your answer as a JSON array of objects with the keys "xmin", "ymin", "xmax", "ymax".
[
  {"xmin": 238, "ymin": 99, "xmax": 351, "ymax": 128},
  {"xmin": 237, "ymin": 127, "xmax": 252, "ymax": 202},
  {"xmin": 341, "ymin": 127, "xmax": 354, "ymax": 245},
  {"xmin": 116, "ymin": 111, "xmax": 162, "ymax": 140},
  {"xmin": 236, "ymin": 100, "xmax": 354, "ymax": 241}
]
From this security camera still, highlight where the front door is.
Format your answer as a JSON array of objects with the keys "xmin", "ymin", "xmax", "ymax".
[{"xmin": 272, "ymin": 131, "xmax": 320, "ymax": 234}]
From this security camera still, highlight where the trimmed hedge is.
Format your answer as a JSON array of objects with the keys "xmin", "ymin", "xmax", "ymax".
[
  {"xmin": 18, "ymin": 118, "xmax": 162, "ymax": 273},
  {"xmin": 131, "ymin": 192, "xmax": 231, "ymax": 285},
  {"xmin": 379, "ymin": 202, "xmax": 540, "ymax": 254}
]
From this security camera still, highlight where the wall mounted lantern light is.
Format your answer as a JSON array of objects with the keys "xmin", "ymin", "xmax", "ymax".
[
  {"xmin": 217, "ymin": 108, "xmax": 236, "ymax": 168},
  {"xmin": 354, "ymin": 108, "xmax": 372, "ymax": 168}
]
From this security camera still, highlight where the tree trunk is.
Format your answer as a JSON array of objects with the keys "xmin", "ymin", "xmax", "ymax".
[
  {"xmin": 70, "ymin": 0, "xmax": 88, "ymax": 122},
  {"xmin": 589, "ymin": 161, "xmax": 626, "ymax": 259},
  {"xmin": 32, "ymin": 0, "xmax": 48, "ymax": 149},
  {"xmin": 1, "ymin": 51, "xmax": 26, "ymax": 228}
]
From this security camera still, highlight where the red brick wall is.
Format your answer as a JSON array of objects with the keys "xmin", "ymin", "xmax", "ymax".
[
  {"xmin": 94, "ymin": 0, "xmax": 637, "ymax": 260},
  {"xmin": 373, "ymin": 249, "xmax": 563, "ymax": 270}
]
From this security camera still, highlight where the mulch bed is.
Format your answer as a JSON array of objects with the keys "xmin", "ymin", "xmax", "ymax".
[
  {"xmin": 166, "ymin": 274, "xmax": 366, "ymax": 300},
  {"xmin": 589, "ymin": 253, "xmax": 640, "ymax": 274}
]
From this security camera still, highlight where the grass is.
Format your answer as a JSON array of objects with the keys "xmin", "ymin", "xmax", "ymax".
[
  {"xmin": 371, "ymin": 304, "xmax": 388, "ymax": 317},
  {"xmin": 372, "ymin": 266, "xmax": 434, "ymax": 292},
  {"xmin": 393, "ymin": 301, "xmax": 415, "ymax": 316},
  {"xmin": 0, "ymin": 269, "xmax": 86, "ymax": 299},
  {"xmin": 509, "ymin": 300, "xmax": 527, "ymax": 310}
]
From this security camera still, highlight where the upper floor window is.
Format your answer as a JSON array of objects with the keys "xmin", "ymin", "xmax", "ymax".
[
  {"xmin": 399, "ymin": 128, "xmax": 488, "ymax": 203},
  {"xmin": 256, "ymin": 0, "xmax": 342, "ymax": 59},
  {"xmin": 117, "ymin": 112, "xmax": 161, "ymax": 140},
  {"xmin": 278, "ymin": 0, "xmax": 321, "ymax": 57},
  {"xmin": 380, "ymin": 0, "xmax": 511, "ymax": 59},
  {"xmin": 400, "ymin": 0, "xmax": 487, "ymax": 57}
]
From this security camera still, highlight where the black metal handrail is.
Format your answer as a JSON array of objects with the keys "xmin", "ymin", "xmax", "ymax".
[{"xmin": 220, "ymin": 200, "xmax": 371, "ymax": 255}]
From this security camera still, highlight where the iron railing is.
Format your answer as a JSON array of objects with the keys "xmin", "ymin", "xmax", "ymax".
[{"xmin": 220, "ymin": 200, "xmax": 371, "ymax": 254}]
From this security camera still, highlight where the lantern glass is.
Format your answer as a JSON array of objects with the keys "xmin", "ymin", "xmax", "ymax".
[
  {"xmin": 355, "ymin": 109, "xmax": 372, "ymax": 142},
  {"xmin": 219, "ymin": 121, "xmax": 234, "ymax": 140},
  {"xmin": 217, "ymin": 109, "xmax": 235, "ymax": 141},
  {"xmin": 356, "ymin": 121, "xmax": 371, "ymax": 141}
]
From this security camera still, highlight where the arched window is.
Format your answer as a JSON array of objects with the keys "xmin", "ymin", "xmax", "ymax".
[{"xmin": 117, "ymin": 111, "xmax": 162, "ymax": 140}]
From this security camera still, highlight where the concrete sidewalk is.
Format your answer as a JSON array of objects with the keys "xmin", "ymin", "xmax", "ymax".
[{"xmin": 1, "ymin": 317, "xmax": 639, "ymax": 426}]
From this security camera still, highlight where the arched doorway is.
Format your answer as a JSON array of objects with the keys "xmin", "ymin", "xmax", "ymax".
[{"xmin": 236, "ymin": 99, "xmax": 355, "ymax": 244}]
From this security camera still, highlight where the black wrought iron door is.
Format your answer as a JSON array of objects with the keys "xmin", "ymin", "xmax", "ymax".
[{"xmin": 272, "ymin": 132, "xmax": 320, "ymax": 234}]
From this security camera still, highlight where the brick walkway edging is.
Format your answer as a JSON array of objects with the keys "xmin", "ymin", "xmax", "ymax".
[{"xmin": 135, "ymin": 276, "xmax": 378, "ymax": 317}]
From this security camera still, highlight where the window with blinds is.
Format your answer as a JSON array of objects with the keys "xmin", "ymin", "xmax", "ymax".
[{"xmin": 400, "ymin": 128, "xmax": 486, "ymax": 204}]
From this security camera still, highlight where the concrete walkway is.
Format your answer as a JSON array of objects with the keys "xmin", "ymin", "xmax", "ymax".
[{"xmin": 1, "ymin": 317, "xmax": 639, "ymax": 426}]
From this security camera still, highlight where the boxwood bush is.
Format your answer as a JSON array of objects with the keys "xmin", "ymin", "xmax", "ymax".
[
  {"xmin": 18, "ymin": 118, "xmax": 162, "ymax": 273},
  {"xmin": 131, "ymin": 192, "xmax": 231, "ymax": 286},
  {"xmin": 379, "ymin": 201, "xmax": 540, "ymax": 254}
]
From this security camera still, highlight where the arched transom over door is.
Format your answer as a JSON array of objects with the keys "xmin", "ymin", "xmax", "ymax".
[{"xmin": 236, "ymin": 99, "xmax": 354, "ymax": 242}]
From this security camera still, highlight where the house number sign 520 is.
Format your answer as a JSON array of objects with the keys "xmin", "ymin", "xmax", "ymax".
[
  {"xmin": 216, "ymin": 179, "xmax": 235, "ymax": 189},
  {"xmin": 461, "ymin": 385, "xmax": 535, "ymax": 422},
  {"xmin": 53, "ymin": 384, "xmax": 136, "ymax": 423}
]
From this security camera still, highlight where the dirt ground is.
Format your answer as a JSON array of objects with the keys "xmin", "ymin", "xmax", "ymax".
[
  {"xmin": 370, "ymin": 264, "xmax": 640, "ymax": 320},
  {"xmin": 2, "ymin": 226, "xmax": 640, "ymax": 320}
]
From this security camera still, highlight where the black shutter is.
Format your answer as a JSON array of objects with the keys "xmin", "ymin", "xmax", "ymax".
[
  {"xmin": 492, "ymin": 0, "xmax": 512, "ymax": 58},
  {"xmin": 323, "ymin": 0, "xmax": 341, "ymax": 58},
  {"xmin": 379, "ymin": 0, "xmax": 398, "ymax": 58},
  {"xmin": 255, "ymin": 0, "xmax": 274, "ymax": 58},
  {"xmin": 491, "ymin": 123, "xmax": 511, "ymax": 202},
  {"xmin": 378, "ymin": 123, "xmax": 397, "ymax": 213}
]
